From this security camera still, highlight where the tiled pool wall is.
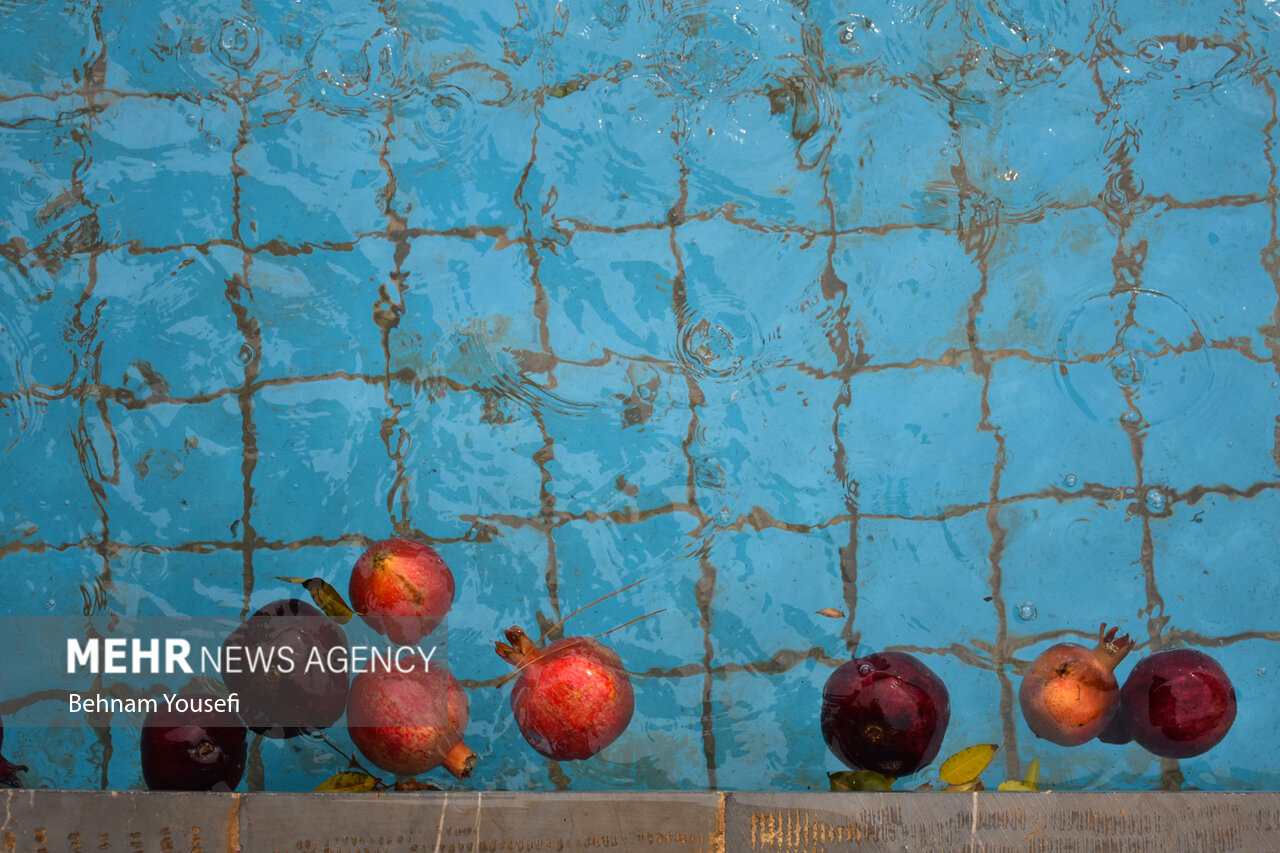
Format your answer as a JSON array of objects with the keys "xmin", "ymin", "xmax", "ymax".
[{"xmin": 1, "ymin": 0, "xmax": 1279, "ymax": 794}]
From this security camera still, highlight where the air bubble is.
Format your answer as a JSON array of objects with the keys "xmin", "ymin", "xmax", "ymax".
[
  {"xmin": 1258, "ymin": 667, "xmax": 1268, "ymax": 677},
  {"xmin": 1120, "ymin": 410, "xmax": 1141, "ymax": 423},
  {"xmin": 1145, "ymin": 488, "xmax": 1166, "ymax": 513},
  {"xmin": 1063, "ymin": 473, "xmax": 1078, "ymax": 488},
  {"xmin": 857, "ymin": 663, "xmax": 873, "ymax": 675},
  {"xmin": 44, "ymin": 599, "xmax": 55, "ymax": 611},
  {"xmin": 204, "ymin": 133, "xmax": 223, "ymax": 151},
  {"xmin": 1014, "ymin": 601, "xmax": 1038, "ymax": 622},
  {"xmin": 236, "ymin": 343, "xmax": 257, "ymax": 366}
]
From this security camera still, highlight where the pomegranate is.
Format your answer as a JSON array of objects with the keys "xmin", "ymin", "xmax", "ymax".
[
  {"xmin": 496, "ymin": 626, "xmax": 634, "ymax": 761},
  {"xmin": 221, "ymin": 598, "xmax": 350, "ymax": 739},
  {"xmin": 0, "ymin": 718, "xmax": 26, "ymax": 788},
  {"xmin": 1120, "ymin": 649, "xmax": 1237, "ymax": 759},
  {"xmin": 346, "ymin": 656, "xmax": 476, "ymax": 779},
  {"xmin": 820, "ymin": 651, "xmax": 950, "ymax": 777},
  {"xmin": 140, "ymin": 693, "xmax": 247, "ymax": 792},
  {"xmin": 349, "ymin": 538, "xmax": 455, "ymax": 646},
  {"xmin": 1019, "ymin": 623, "xmax": 1133, "ymax": 746}
]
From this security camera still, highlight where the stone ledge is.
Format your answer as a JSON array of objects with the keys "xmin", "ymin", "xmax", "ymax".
[{"xmin": 0, "ymin": 790, "xmax": 1275, "ymax": 852}]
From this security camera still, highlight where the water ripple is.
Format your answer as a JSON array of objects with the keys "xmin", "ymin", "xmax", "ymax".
[
  {"xmin": 300, "ymin": 18, "xmax": 412, "ymax": 115},
  {"xmin": 653, "ymin": 9, "xmax": 763, "ymax": 99}
]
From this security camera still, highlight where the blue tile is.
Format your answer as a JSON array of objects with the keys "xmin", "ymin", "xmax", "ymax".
[
  {"xmin": 245, "ymin": 242, "xmax": 393, "ymax": 383},
  {"xmin": 539, "ymin": 229, "xmax": 679, "ymax": 363},
  {"xmin": 999, "ymin": 499, "xmax": 1147, "ymax": 636},
  {"xmin": 988, "ymin": 359, "xmax": 1136, "ymax": 498},
  {"xmin": 976, "ymin": 208, "xmax": 1117, "ymax": 358},
  {"xmin": 837, "ymin": 365, "xmax": 996, "ymax": 517},
  {"xmin": 85, "ymin": 97, "xmax": 238, "ymax": 248},
  {"xmin": 398, "ymin": 388, "xmax": 546, "ymax": 540},
  {"xmin": 99, "ymin": 396, "xmax": 245, "ymax": 545},
  {"xmin": 831, "ymin": 228, "xmax": 981, "ymax": 364},
  {"xmin": 94, "ymin": 247, "xmax": 247, "ymax": 399},
  {"xmin": 0, "ymin": 398, "xmax": 105, "ymax": 547},
  {"xmin": 548, "ymin": 516, "xmax": 706, "ymax": 672},
  {"xmin": 708, "ymin": 526, "xmax": 850, "ymax": 665},
  {"xmin": 238, "ymin": 105, "xmax": 389, "ymax": 247},
  {"xmin": 1151, "ymin": 491, "xmax": 1280, "ymax": 636},
  {"xmin": 852, "ymin": 514, "xmax": 996, "ymax": 655},
  {"xmin": 542, "ymin": 362, "xmax": 692, "ymax": 517},
  {"xmin": 536, "ymin": 74, "xmax": 683, "ymax": 229},
  {"xmin": 251, "ymin": 380, "xmax": 400, "ymax": 542},
  {"xmin": 0, "ymin": 1, "xmax": 97, "ymax": 96}
]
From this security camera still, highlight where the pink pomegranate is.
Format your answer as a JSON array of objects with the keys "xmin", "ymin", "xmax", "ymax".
[
  {"xmin": 346, "ymin": 657, "xmax": 476, "ymax": 779},
  {"xmin": 496, "ymin": 626, "xmax": 634, "ymax": 761},
  {"xmin": 349, "ymin": 538, "xmax": 455, "ymax": 646},
  {"xmin": 1019, "ymin": 623, "xmax": 1134, "ymax": 746}
]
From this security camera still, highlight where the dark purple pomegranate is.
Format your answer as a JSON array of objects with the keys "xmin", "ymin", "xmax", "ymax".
[
  {"xmin": 0, "ymin": 718, "xmax": 26, "ymax": 788},
  {"xmin": 221, "ymin": 598, "xmax": 350, "ymax": 738},
  {"xmin": 141, "ymin": 694, "xmax": 247, "ymax": 791},
  {"xmin": 820, "ymin": 651, "xmax": 950, "ymax": 777},
  {"xmin": 1120, "ymin": 649, "xmax": 1237, "ymax": 759}
]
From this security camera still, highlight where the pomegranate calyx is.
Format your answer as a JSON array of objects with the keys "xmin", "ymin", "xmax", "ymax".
[
  {"xmin": 495, "ymin": 626, "xmax": 540, "ymax": 667},
  {"xmin": 1092, "ymin": 623, "xmax": 1134, "ymax": 673},
  {"xmin": 442, "ymin": 740, "xmax": 478, "ymax": 779}
]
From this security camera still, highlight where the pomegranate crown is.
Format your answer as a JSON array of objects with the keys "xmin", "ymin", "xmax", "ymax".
[{"xmin": 1093, "ymin": 622, "xmax": 1135, "ymax": 671}]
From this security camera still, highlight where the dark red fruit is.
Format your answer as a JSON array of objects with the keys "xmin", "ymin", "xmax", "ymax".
[
  {"xmin": 349, "ymin": 538, "xmax": 455, "ymax": 646},
  {"xmin": 140, "ymin": 694, "xmax": 247, "ymax": 792},
  {"xmin": 346, "ymin": 657, "xmax": 476, "ymax": 779},
  {"xmin": 1019, "ymin": 624, "xmax": 1133, "ymax": 747},
  {"xmin": 1097, "ymin": 707, "xmax": 1133, "ymax": 745},
  {"xmin": 0, "ymin": 718, "xmax": 26, "ymax": 788},
  {"xmin": 820, "ymin": 651, "xmax": 950, "ymax": 777},
  {"xmin": 221, "ymin": 598, "xmax": 350, "ymax": 739},
  {"xmin": 496, "ymin": 626, "xmax": 635, "ymax": 761},
  {"xmin": 1120, "ymin": 649, "xmax": 1237, "ymax": 759}
]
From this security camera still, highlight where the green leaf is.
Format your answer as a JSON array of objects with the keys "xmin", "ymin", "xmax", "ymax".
[
  {"xmin": 315, "ymin": 771, "xmax": 379, "ymax": 793},
  {"xmin": 277, "ymin": 577, "xmax": 357, "ymax": 624},
  {"xmin": 828, "ymin": 770, "xmax": 896, "ymax": 792},
  {"xmin": 939, "ymin": 744, "xmax": 1000, "ymax": 787}
]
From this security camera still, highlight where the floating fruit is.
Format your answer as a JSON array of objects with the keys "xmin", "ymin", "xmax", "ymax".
[
  {"xmin": 820, "ymin": 651, "xmax": 950, "ymax": 777},
  {"xmin": 140, "ymin": 694, "xmax": 247, "ymax": 792},
  {"xmin": 221, "ymin": 598, "xmax": 350, "ymax": 739},
  {"xmin": 349, "ymin": 538, "xmax": 455, "ymax": 646},
  {"xmin": 0, "ymin": 718, "xmax": 26, "ymax": 788},
  {"xmin": 1019, "ymin": 623, "xmax": 1133, "ymax": 746},
  {"xmin": 496, "ymin": 626, "xmax": 635, "ymax": 761},
  {"xmin": 346, "ymin": 656, "xmax": 476, "ymax": 778},
  {"xmin": 1120, "ymin": 648, "xmax": 1237, "ymax": 759}
]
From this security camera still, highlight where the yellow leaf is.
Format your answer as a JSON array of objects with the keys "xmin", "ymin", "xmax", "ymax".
[
  {"xmin": 277, "ymin": 577, "xmax": 358, "ymax": 624},
  {"xmin": 828, "ymin": 770, "xmax": 896, "ymax": 791},
  {"xmin": 1023, "ymin": 758, "xmax": 1040, "ymax": 788},
  {"xmin": 939, "ymin": 744, "xmax": 1000, "ymax": 787},
  {"xmin": 815, "ymin": 608, "xmax": 845, "ymax": 619},
  {"xmin": 996, "ymin": 780, "xmax": 1037, "ymax": 792},
  {"xmin": 315, "ymin": 771, "xmax": 378, "ymax": 792}
]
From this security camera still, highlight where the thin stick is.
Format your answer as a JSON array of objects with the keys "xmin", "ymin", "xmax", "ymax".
[
  {"xmin": 590, "ymin": 609, "xmax": 665, "ymax": 640},
  {"xmin": 533, "ymin": 577, "xmax": 648, "ymax": 647}
]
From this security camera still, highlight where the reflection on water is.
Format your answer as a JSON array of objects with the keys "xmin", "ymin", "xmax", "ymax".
[{"xmin": 0, "ymin": 0, "xmax": 1278, "ymax": 794}]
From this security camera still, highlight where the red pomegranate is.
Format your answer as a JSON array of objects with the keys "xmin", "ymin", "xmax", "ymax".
[
  {"xmin": 349, "ymin": 538, "xmax": 455, "ymax": 646},
  {"xmin": 346, "ymin": 657, "xmax": 476, "ymax": 779},
  {"xmin": 496, "ymin": 626, "xmax": 634, "ymax": 761},
  {"xmin": 1120, "ymin": 649, "xmax": 1237, "ymax": 759},
  {"xmin": 1019, "ymin": 623, "xmax": 1134, "ymax": 746}
]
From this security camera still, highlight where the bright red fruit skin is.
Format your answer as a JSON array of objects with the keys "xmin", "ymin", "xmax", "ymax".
[
  {"xmin": 350, "ymin": 538, "xmax": 455, "ymax": 646},
  {"xmin": 347, "ymin": 658, "xmax": 476, "ymax": 778},
  {"xmin": 140, "ymin": 694, "xmax": 247, "ymax": 792},
  {"xmin": 820, "ymin": 651, "xmax": 950, "ymax": 777},
  {"xmin": 221, "ymin": 598, "xmax": 350, "ymax": 739},
  {"xmin": 1120, "ymin": 649, "xmax": 1237, "ymax": 759},
  {"xmin": 509, "ymin": 636, "xmax": 635, "ymax": 761}
]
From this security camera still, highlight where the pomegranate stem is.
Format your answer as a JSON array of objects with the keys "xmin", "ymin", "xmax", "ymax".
[{"xmin": 441, "ymin": 740, "xmax": 478, "ymax": 780}]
